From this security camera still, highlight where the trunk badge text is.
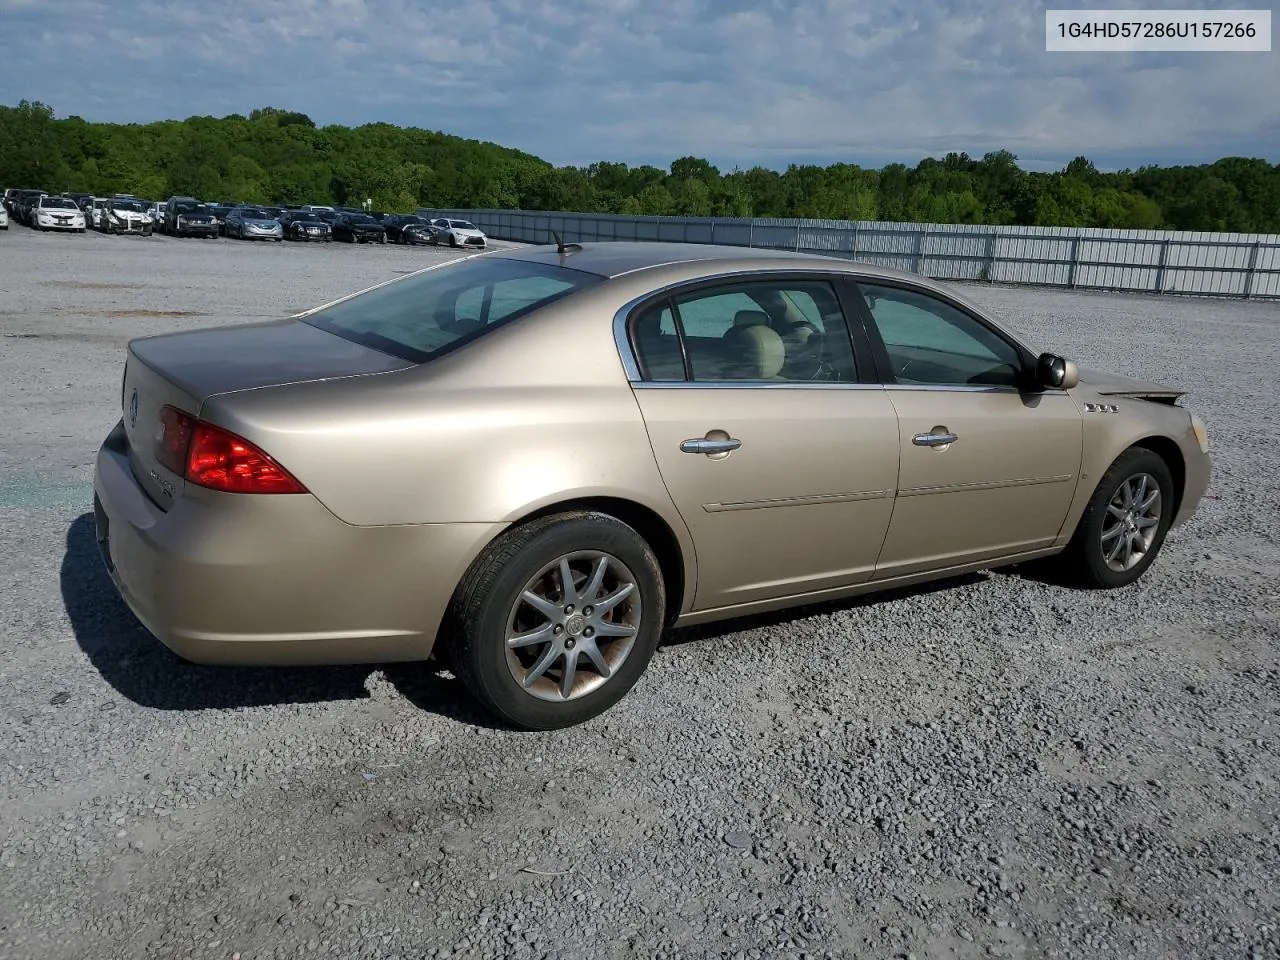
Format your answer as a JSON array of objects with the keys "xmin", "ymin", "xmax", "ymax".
[{"xmin": 149, "ymin": 469, "xmax": 175, "ymax": 499}]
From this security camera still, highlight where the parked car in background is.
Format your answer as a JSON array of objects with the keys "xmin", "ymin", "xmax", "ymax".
[
  {"xmin": 224, "ymin": 206, "xmax": 284, "ymax": 241},
  {"xmin": 382, "ymin": 214, "xmax": 437, "ymax": 244},
  {"xmin": 13, "ymin": 190, "xmax": 48, "ymax": 226},
  {"xmin": 90, "ymin": 242, "xmax": 1211, "ymax": 730},
  {"xmin": 331, "ymin": 213, "xmax": 387, "ymax": 244},
  {"xmin": 430, "ymin": 217, "xmax": 488, "ymax": 249},
  {"xmin": 204, "ymin": 204, "xmax": 234, "ymax": 235},
  {"xmin": 278, "ymin": 210, "xmax": 332, "ymax": 242},
  {"xmin": 96, "ymin": 197, "xmax": 154, "ymax": 235},
  {"xmin": 0, "ymin": 205, "xmax": 7, "ymax": 230},
  {"xmin": 31, "ymin": 195, "xmax": 87, "ymax": 232},
  {"xmin": 164, "ymin": 198, "xmax": 219, "ymax": 238}
]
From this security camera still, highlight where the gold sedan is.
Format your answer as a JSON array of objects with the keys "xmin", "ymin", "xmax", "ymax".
[{"xmin": 93, "ymin": 243, "xmax": 1211, "ymax": 729}]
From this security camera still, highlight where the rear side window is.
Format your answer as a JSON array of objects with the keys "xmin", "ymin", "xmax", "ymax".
[
  {"xmin": 629, "ymin": 278, "xmax": 860, "ymax": 383},
  {"xmin": 304, "ymin": 257, "xmax": 601, "ymax": 363}
]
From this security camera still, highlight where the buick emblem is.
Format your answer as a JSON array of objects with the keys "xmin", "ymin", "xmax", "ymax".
[{"xmin": 129, "ymin": 388, "xmax": 139, "ymax": 428}]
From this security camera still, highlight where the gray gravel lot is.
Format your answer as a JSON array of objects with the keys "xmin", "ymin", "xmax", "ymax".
[{"xmin": 1, "ymin": 227, "xmax": 1278, "ymax": 960}]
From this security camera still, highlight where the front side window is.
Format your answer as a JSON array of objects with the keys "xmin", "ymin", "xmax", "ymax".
[
  {"xmin": 631, "ymin": 279, "xmax": 858, "ymax": 383},
  {"xmin": 304, "ymin": 256, "xmax": 602, "ymax": 363},
  {"xmin": 857, "ymin": 283, "xmax": 1023, "ymax": 388}
]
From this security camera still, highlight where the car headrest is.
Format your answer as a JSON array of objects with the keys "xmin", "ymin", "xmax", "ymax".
[
  {"xmin": 733, "ymin": 310, "xmax": 771, "ymax": 328},
  {"xmin": 722, "ymin": 323, "xmax": 786, "ymax": 379}
]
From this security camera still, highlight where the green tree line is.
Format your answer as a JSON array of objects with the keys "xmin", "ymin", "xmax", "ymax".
[{"xmin": 3, "ymin": 100, "xmax": 1278, "ymax": 232}]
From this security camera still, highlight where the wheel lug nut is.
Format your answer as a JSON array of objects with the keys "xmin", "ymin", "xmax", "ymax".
[
  {"xmin": 553, "ymin": 624, "xmax": 563, "ymax": 635},
  {"xmin": 583, "ymin": 627, "xmax": 594, "ymax": 638},
  {"xmin": 583, "ymin": 606, "xmax": 593, "ymax": 616},
  {"xmin": 565, "ymin": 638, "xmax": 575, "ymax": 649},
  {"xmin": 564, "ymin": 604, "xmax": 574, "ymax": 614}
]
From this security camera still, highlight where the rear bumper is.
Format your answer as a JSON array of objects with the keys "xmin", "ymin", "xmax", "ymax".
[{"xmin": 92, "ymin": 420, "xmax": 504, "ymax": 666}]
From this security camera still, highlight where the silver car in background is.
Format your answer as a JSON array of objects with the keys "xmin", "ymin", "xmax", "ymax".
[{"xmin": 224, "ymin": 206, "xmax": 285, "ymax": 241}]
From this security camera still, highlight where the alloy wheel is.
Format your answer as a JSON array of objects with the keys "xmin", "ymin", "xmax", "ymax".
[
  {"xmin": 1101, "ymin": 472, "xmax": 1162, "ymax": 572},
  {"xmin": 504, "ymin": 551, "xmax": 641, "ymax": 702}
]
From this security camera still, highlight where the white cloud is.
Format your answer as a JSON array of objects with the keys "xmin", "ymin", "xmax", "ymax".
[{"xmin": 0, "ymin": 0, "xmax": 1275, "ymax": 170}]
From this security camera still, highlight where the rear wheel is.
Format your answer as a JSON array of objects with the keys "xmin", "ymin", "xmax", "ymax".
[
  {"xmin": 444, "ymin": 512, "xmax": 666, "ymax": 730},
  {"xmin": 1056, "ymin": 447, "xmax": 1174, "ymax": 588}
]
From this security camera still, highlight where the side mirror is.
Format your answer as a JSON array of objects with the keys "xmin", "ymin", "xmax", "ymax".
[{"xmin": 1036, "ymin": 353, "xmax": 1079, "ymax": 390}]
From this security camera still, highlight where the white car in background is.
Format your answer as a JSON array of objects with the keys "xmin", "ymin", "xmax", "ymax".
[
  {"xmin": 32, "ymin": 196, "xmax": 86, "ymax": 232},
  {"xmin": 93, "ymin": 197, "xmax": 154, "ymax": 235},
  {"xmin": 0, "ymin": 205, "xmax": 8, "ymax": 229},
  {"xmin": 430, "ymin": 217, "xmax": 488, "ymax": 249}
]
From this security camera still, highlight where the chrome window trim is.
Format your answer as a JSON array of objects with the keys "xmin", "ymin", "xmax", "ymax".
[
  {"xmin": 631, "ymin": 380, "xmax": 883, "ymax": 391},
  {"xmin": 631, "ymin": 380, "xmax": 1066, "ymax": 396}
]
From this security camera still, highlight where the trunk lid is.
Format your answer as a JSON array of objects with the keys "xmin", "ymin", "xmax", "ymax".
[{"xmin": 121, "ymin": 319, "xmax": 415, "ymax": 509}]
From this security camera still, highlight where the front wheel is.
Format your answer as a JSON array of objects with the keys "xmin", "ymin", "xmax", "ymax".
[
  {"xmin": 444, "ymin": 512, "xmax": 666, "ymax": 730},
  {"xmin": 1056, "ymin": 447, "xmax": 1175, "ymax": 588}
]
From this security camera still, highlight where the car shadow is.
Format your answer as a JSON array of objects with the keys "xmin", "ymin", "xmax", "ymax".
[
  {"xmin": 61, "ymin": 511, "xmax": 495, "ymax": 725},
  {"xmin": 65, "ymin": 509, "xmax": 997, "ymax": 723},
  {"xmin": 658, "ymin": 571, "xmax": 991, "ymax": 649}
]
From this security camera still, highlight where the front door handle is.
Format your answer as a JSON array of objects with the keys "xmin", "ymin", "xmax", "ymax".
[
  {"xmin": 680, "ymin": 437, "xmax": 742, "ymax": 455},
  {"xmin": 912, "ymin": 431, "xmax": 958, "ymax": 447}
]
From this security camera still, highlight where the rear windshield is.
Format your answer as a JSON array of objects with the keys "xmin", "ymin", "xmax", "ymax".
[{"xmin": 303, "ymin": 256, "xmax": 602, "ymax": 363}]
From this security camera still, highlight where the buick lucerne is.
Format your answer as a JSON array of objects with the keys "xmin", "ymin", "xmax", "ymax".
[{"xmin": 92, "ymin": 243, "xmax": 1211, "ymax": 729}]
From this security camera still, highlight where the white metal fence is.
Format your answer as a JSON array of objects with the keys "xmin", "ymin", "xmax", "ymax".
[{"xmin": 419, "ymin": 208, "xmax": 1280, "ymax": 300}]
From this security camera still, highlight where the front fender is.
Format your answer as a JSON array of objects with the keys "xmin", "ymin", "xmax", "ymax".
[{"xmin": 1055, "ymin": 393, "xmax": 1209, "ymax": 544}]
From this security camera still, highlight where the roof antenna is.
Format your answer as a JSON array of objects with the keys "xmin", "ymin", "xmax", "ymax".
[{"xmin": 551, "ymin": 229, "xmax": 582, "ymax": 255}]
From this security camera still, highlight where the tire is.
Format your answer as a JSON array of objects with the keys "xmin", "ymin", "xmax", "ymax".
[
  {"xmin": 1056, "ymin": 447, "xmax": 1175, "ymax": 589},
  {"xmin": 443, "ymin": 511, "xmax": 666, "ymax": 730}
]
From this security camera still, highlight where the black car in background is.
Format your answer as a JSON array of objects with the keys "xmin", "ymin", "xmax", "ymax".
[
  {"xmin": 163, "ymin": 197, "xmax": 219, "ymax": 238},
  {"xmin": 278, "ymin": 210, "xmax": 332, "ymax": 241},
  {"xmin": 381, "ymin": 214, "xmax": 437, "ymax": 244},
  {"xmin": 204, "ymin": 204, "xmax": 234, "ymax": 235},
  {"xmin": 11, "ymin": 189, "xmax": 48, "ymax": 226},
  {"xmin": 330, "ymin": 213, "xmax": 387, "ymax": 244}
]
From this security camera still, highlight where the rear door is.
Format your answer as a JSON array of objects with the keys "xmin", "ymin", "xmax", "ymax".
[
  {"xmin": 849, "ymin": 280, "xmax": 1083, "ymax": 578},
  {"xmin": 626, "ymin": 275, "xmax": 901, "ymax": 611}
]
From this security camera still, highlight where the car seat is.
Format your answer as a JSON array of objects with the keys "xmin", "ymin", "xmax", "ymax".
[{"xmin": 720, "ymin": 322, "xmax": 787, "ymax": 380}]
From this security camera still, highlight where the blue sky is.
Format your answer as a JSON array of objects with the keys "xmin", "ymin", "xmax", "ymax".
[{"xmin": 1, "ymin": 0, "xmax": 1276, "ymax": 172}]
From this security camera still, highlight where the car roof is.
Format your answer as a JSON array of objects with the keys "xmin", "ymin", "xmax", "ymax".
[{"xmin": 493, "ymin": 241, "xmax": 927, "ymax": 283}]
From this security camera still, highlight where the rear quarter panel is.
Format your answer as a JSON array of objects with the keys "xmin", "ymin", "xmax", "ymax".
[{"xmin": 199, "ymin": 285, "xmax": 698, "ymax": 599}]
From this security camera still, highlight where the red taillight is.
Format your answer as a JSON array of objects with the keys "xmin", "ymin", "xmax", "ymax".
[{"xmin": 155, "ymin": 405, "xmax": 306, "ymax": 494}]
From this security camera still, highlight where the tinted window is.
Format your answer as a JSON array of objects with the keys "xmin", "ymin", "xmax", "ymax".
[
  {"xmin": 630, "ymin": 279, "xmax": 858, "ymax": 383},
  {"xmin": 630, "ymin": 300, "xmax": 684, "ymax": 381},
  {"xmin": 304, "ymin": 257, "xmax": 602, "ymax": 363},
  {"xmin": 858, "ymin": 283, "xmax": 1022, "ymax": 388}
]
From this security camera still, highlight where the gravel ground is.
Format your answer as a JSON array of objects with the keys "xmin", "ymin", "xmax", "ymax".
[{"xmin": 1, "ymin": 227, "xmax": 1278, "ymax": 960}]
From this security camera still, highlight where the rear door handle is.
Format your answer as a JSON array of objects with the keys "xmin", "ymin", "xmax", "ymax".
[
  {"xmin": 912, "ymin": 432, "xmax": 958, "ymax": 447},
  {"xmin": 680, "ymin": 437, "xmax": 742, "ymax": 455}
]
